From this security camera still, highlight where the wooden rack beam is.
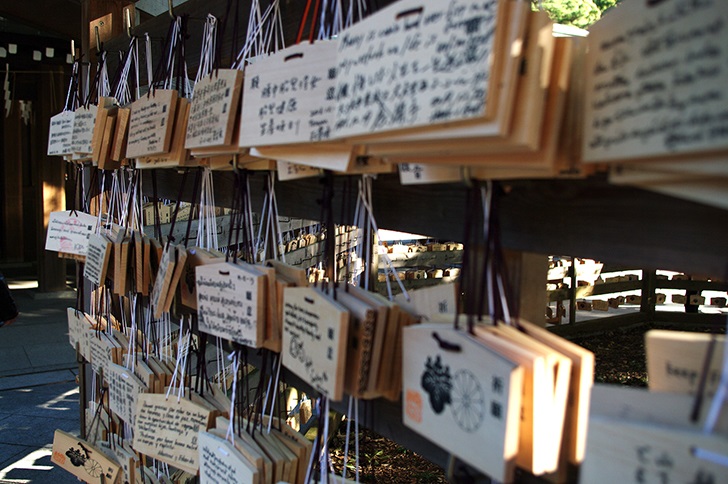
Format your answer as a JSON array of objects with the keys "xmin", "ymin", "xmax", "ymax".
[{"xmin": 142, "ymin": 170, "xmax": 728, "ymax": 280}]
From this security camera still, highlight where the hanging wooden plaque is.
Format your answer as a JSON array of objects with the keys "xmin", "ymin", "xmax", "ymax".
[
  {"xmin": 582, "ymin": 0, "xmax": 728, "ymax": 162},
  {"xmin": 402, "ymin": 324, "xmax": 522, "ymax": 482},
  {"xmin": 281, "ymin": 286, "xmax": 349, "ymax": 401},
  {"xmin": 83, "ymin": 233, "xmax": 112, "ymax": 285},
  {"xmin": 185, "ymin": 69, "xmax": 244, "ymax": 149},
  {"xmin": 646, "ymin": 329, "xmax": 725, "ymax": 396},
  {"xmin": 240, "ymin": 40, "xmax": 338, "ymax": 146},
  {"xmin": 126, "ymin": 90, "xmax": 178, "ymax": 158},
  {"xmin": 333, "ymin": 0, "xmax": 507, "ymax": 138},
  {"xmin": 106, "ymin": 362, "xmax": 147, "ymax": 426},
  {"xmin": 581, "ymin": 416, "xmax": 728, "ymax": 484},
  {"xmin": 47, "ymin": 111, "xmax": 76, "ymax": 156},
  {"xmin": 196, "ymin": 261, "xmax": 266, "ymax": 348},
  {"xmin": 132, "ymin": 393, "xmax": 215, "ymax": 475},
  {"xmin": 198, "ymin": 431, "xmax": 260, "ymax": 484},
  {"xmin": 45, "ymin": 210, "xmax": 97, "ymax": 258},
  {"xmin": 137, "ymin": 97, "xmax": 191, "ymax": 168},
  {"xmin": 110, "ymin": 107, "xmax": 131, "ymax": 162},
  {"xmin": 517, "ymin": 320, "xmax": 593, "ymax": 466},
  {"xmin": 72, "ymin": 105, "xmax": 98, "ymax": 155},
  {"xmin": 276, "ymin": 160, "xmax": 321, "ymax": 181},
  {"xmin": 51, "ymin": 430, "xmax": 121, "ymax": 484}
]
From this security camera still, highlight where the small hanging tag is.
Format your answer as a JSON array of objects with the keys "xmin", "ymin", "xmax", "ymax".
[
  {"xmin": 195, "ymin": 261, "xmax": 267, "ymax": 348},
  {"xmin": 398, "ymin": 163, "xmax": 463, "ymax": 185},
  {"xmin": 47, "ymin": 111, "xmax": 76, "ymax": 156},
  {"xmin": 281, "ymin": 286, "xmax": 349, "ymax": 401},
  {"xmin": 276, "ymin": 160, "xmax": 321, "ymax": 181},
  {"xmin": 110, "ymin": 107, "xmax": 131, "ymax": 162},
  {"xmin": 150, "ymin": 243, "xmax": 188, "ymax": 318},
  {"xmin": 334, "ymin": 0, "xmax": 506, "ymax": 138},
  {"xmin": 395, "ymin": 283, "xmax": 458, "ymax": 320},
  {"xmin": 87, "ymin": 332, "xmax": 122, "ymax": 377}
]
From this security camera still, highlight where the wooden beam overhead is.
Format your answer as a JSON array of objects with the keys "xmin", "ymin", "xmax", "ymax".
[{"xmin": 0, "ymin": 0, "xmax": 82, "ymax": 41}]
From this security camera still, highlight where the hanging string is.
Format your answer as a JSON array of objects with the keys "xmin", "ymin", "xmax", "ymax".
[{"xmin": 194, "ymin": 14, "xmax": 218, "ymax": 86}]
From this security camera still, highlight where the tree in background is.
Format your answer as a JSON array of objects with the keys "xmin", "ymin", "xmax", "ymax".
[{"xmin": 534, "ymin": 0, "xmax": 621, "ymax": 29}]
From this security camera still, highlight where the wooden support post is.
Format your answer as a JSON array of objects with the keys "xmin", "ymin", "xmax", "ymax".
[
  {"xmin": 1, "ymin": 104, "xmax": 25, "ymax": 262},
  {"xmin": 36, "ymin": 71, "xmax": 68, "ymax": 292},
  {"xmin": 640, "ymin": 269, "xmax": 657, "ymax": 322},
  {"xmin": 568, "ymin": 257, "xmax": 577, "ymax": 325},
  {"xmin": 504, "ymin": 250, "xmax": 549, "ymax": 327}
]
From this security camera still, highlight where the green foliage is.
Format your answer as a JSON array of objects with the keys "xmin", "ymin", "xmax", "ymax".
[{"xmin": 533, "ymin": 0, "xmax": 622, "ymax": 29}]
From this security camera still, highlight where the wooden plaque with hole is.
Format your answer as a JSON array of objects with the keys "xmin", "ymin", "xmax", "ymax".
[
  {"xmin": 240, "ymin": 40, "xmax": 338, "ymax": 147},
  {"xmin": 402, "ymin": 324, "xmax": 522, "ymax": 482},
  {"xmin": 196, "ymin": 261, "xmax": 266, "ymax": 347},
  {"xmin": 333, "ymin": 0, "xmax": 508, "ymax": 139},
  {"xmin": 126, "ymin": 90, "xmax": 178, "ymax": 158},
  {"xmin": 281, "ymin": 286, "xmax": 349, "ymax": 401},
  {"xmin": 185, "ymin": 69, "xmax": 243, "ymax": 150},
  {"xmin": 51, "ymin": 430, "xmax": 121, "ymax": 484}
]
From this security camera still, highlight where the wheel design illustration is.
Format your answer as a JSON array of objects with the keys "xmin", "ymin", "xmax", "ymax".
[
  {"xmin": 84, "ymin": 458, "xmax": 103, "ymax": 478},
  {"xmin": 450, "ymin": 369, "xmax": 485, "ymax": 433}
]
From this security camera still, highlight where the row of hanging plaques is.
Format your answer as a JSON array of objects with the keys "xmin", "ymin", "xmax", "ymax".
[
  {"xmin": 45, "ymin": 0, "xmax": 582, "ymax": 182},
  {"xmin": 47, "ymin": 0, "xmax": 728, "ymax": 203}
]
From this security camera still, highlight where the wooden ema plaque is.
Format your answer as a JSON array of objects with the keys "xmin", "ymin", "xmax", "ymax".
[
  {"xmin": 51, "ymin": 430, "xmax": 121, "ymax": 484},
  {"xmin": 83, "ymin": 233, "xmax": 112, "ymax": 286},
  {"xmin": 472, "ymin": 321, "xmax": 572, "ymax": 476},
  {"xmin": 198, "ymin": 431, "xmax": 259, "ymax": 484},
  {"xmin": 276, "ymin": 160, "xmax": 321, "ymax": 181},
  {"xmin": 195, "ymin": 261, "xmax": 266, "ymax": 348},
  {"xmin": 590, "ymin": 384, "xmax": 728, "ymax": 438},
  {"xmin": 150, "ymin": 243, "xmax": 188, "ymax": 318},
  {"xmin": 582, "ymin": 416, "xmax": 728, "ymax": 484},
  {"xmin": 45, "ymin": 210, "xmax": 97, "ymax": 258},
  {"xmin": 110, "ymin": 107, "xmax": 131, "ymax": 162},
  {"xmin": 582, "ymin": 0, "xmax": 728, "ymax": 162},
  {"xmin": 126, "ymin": 90, "xmax": 178, "ymax": 158},
  {"xmin": 88, "ymin": 332, "xmax": 121, "ymax": 377},
  {"xmin": 67, "ymin": 308, "xmax": 95, "ymax": 354},
  {"xmin": 240, "ymin": 40, "xmax": 338, "ymax": 146},
  {"xmin": 133, "ymin": 393, "xmax": 215, "ymax": 475},
  {"xmin": 71, "ymin": 105, "xmax": 98, "ymax": 155},
  {"xmin": 281, "ymin": 286, "xmax": 349, "ymax": 401},
  {"xmin": 516, "ymin": 320, "xmax": 594, "ymax": 466},
  {"xmin": 402, "ymin": 324, "xmax": 522, "ymax": 482},
  {"xmin": 185, "ymin": 69, "xmax": 243, "ymax": 149},
  {"xmin": 360, "ymin": 0, "xmax": 529, "ymax": 153},
  {"xmin": 333, "ymin": 0, "xmax": 507, "ymax": 138},
  {"xmin": 646, "ymin": 329, "xmax": 725, "ymax": 396},
  {"xmin": 47, "ymin": 111, "xmax": 76, "ymax": 156},
  {"xmin": 250, "ymin": 143, "xmax": 359, "ymax": 172},
  {"xmin": 137, "ymin": 97, "xmax": 191, "ymax": 168},
  {"xmin": 106, "ymin": 362, "xmax": 148, "ymax": 426}
]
